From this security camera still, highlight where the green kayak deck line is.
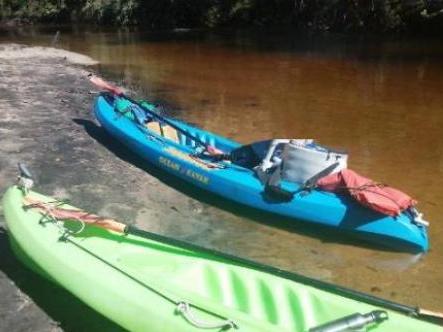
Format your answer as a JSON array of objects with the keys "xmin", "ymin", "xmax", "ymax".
[{"xmin": 3, "ymin": 186, "xmax": 441, "ymax": 332}]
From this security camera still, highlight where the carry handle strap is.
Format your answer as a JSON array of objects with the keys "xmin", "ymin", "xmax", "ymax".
[
  {"xmin": 176, "ymin": 302, "xmax": 237, "ymax": 330},
  {"xmin": 304, "ymin": 162, "xmax": 341, "ymax": 190},
  {"xmin": 23, "ymin": 197, "xmax": 128, "ymax": 234}
]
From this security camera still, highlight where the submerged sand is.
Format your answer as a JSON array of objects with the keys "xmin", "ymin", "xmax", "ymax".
[
  {"xmin": 0, "ymin": 43, "xmax": 98, "ymax": 65},
  {"xmin": 0, "ymin": 44, "xmax": 195, "ymax": 331}
]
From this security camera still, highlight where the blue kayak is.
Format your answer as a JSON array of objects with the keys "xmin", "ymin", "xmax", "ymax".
[{"xmin": 93, "ymin": 93, "xmax": 429, "ymax": 252}]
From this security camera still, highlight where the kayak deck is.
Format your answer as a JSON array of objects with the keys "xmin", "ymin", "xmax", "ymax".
[{"xmin": 3, "ymin": 186, "xmax": 440, "ymax": 331}]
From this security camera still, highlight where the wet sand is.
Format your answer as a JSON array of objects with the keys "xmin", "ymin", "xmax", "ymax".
[
  {"xmin": 0, "ymin": 44, "xmax": 213, "ymax": 331},
  {"xmin": 0, "ymin": 44, "xmax": 123, "ymax": 331}
]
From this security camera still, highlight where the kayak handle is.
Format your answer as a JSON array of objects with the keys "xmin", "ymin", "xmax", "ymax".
[
  {"xmin": 17, "ymin": 162, "xmax": 34, "ymax": 194},
  {"xmin": 176, "ymin": 301, "xmax": 237, "ymax": 330}
]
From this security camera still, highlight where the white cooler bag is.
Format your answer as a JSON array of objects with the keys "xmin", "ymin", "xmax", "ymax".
[{"xmin": 281, "ymin": 140, "xmax": 348, "ymax": 184}]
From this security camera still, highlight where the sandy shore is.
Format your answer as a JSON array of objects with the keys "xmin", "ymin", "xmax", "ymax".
[{"xmin": 0, "ymin": 44, "xmax": 218, "ymax": 331}]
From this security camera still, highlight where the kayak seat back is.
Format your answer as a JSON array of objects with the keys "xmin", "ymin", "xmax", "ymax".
[
  {"xmin": 162, "ymin": 125, "xmax": 180, "ymax": 143},
  {"xmin": 146, "ymin": 121, "xmax": 161, "ymax": 135},
  {"xmin": 146, "ymin": 122, "xmax": 218, "ymax": 150},
  {"xmin": 145, "ymin": 121, "xmax": 180, "ymax": 144}
]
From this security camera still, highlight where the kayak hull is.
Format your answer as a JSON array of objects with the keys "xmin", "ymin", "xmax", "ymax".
[
  {"xmin": 2, "ymin": 186, "xmax": 440, "ymax": 331},
  {"xmin": 93, "ymin": 95, "xmax": 429, "ymax": 252}
]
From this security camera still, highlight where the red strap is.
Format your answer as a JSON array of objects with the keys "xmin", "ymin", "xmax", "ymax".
[{"xmin": 206, "ymin": 145, "xmax": 225, "ymax": 156}]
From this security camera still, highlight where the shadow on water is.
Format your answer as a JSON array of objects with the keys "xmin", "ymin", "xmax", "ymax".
[
  {"xmin": 0, "ymin": 228, "xmax": 125, "ymax": 332},
  {"xmin": 72, "ymin": 118, "xmax": 409, "ymax": 253}
]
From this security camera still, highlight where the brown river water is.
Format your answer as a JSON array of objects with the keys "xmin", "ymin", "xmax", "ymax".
[{"xmin": 3, "ymin": 27, "xmax": 443, "ymax": 312}]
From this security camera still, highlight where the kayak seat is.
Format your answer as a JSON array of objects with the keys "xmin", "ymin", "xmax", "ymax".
[
  {"xmin": 146, "ymin": 121, "xmax": 162, "ymax": 135},
  {"xmin": 146, "ymin": 122, "xmax": 220, "ymax": 151},
  {"xmin": 161, "ymin": 125, "xmax": 180, "ymax": 143},
  {"xmin": 145, "ymin": 121, "xmax": 180, "ymax": 144}
]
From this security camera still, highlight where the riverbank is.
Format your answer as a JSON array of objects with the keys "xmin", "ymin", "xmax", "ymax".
[
  {"xmin": 0, "ymin": 44, "xmax": 223, "ymax": 331},
  {"xmin": 1, "ymin": 1, "xmax": 443, "ymax": 33},
  {"xmin": 0, "ymin": 44, "xmax": 114, "ymax": 331}
]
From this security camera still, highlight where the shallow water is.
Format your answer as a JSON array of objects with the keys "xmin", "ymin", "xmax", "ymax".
[{"xmin": 2, "ymin": 27, "xmax": 443, "ymax": 311}]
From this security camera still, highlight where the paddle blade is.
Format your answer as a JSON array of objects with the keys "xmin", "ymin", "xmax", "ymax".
[{"xmin": 90, "ymin": 76, "xmax": 124, "ymax": 96}]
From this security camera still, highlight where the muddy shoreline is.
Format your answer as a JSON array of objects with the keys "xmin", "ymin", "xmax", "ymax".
[
  {"xmin": 0, "ymin": 44, "xmax": 216, "ymax": 331},
  {"xmin": 0, "ymin": 44, "xmax": 122, "ymax": 331}
]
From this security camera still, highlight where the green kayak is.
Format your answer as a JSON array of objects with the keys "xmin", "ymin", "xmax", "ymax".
[{"xmin": 3, "ymin": 185, "xmax": 442, "ymax": 332}]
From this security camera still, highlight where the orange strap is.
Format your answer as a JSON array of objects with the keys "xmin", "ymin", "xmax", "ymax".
[{"xmin": 23, "ymin": 197, "xmax": 127, "ymax": 233}]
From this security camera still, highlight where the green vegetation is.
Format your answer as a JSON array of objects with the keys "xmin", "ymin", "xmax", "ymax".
[{"xmin": 0, "ymin": 0, "xmax": 442, "ymax": 32}]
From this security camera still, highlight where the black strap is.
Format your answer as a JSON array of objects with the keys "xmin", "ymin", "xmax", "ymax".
[
  {"xmin": 262, "ymin": 165, "xmax": 295, "ymax": 202},
  {"xmin": 263, "ymin": 162, "xmax": 342, "ymax": 202},
  {"xmin": 267, "ymin": 164, "xmax": 282, "ymax": 187}
]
